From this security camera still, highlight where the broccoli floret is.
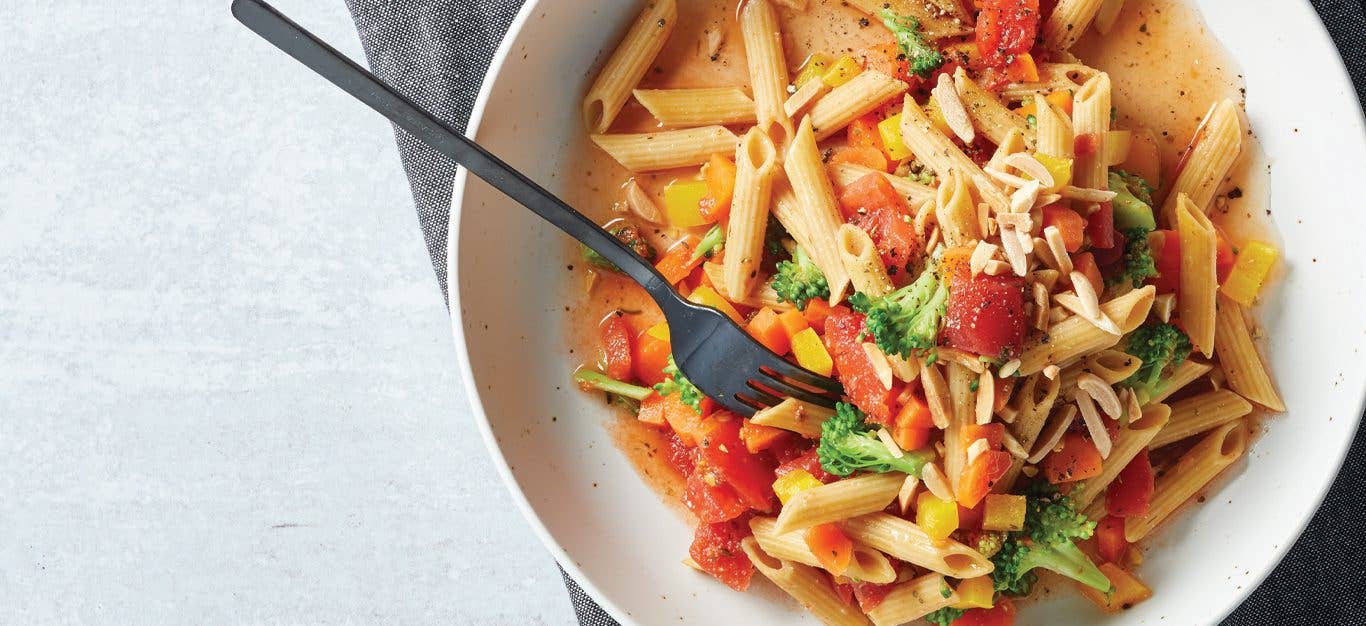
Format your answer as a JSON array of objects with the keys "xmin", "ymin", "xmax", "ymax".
[
  {"xmin": 924, "ymin": 607, "xmax": 966, "ymax": 626},
  {"xmin": 764, "ymin": 216, "xmax": 790, "ymax": 259},
  {"xmin": 574, "ymin": 369, "xmax": 652, "ymax": 414},
  {"xmin": 582, "ymin": 222, "xmax": 657, "ymax": 272},
  {"xmin": 1109, "ymin": 171, "xmax": 1157, "ymax": 231},
  {"xmin": 878, "ymin": 9, "xmax": 945, "ymax": 78},
  {"xmin": 654, "ymin": 355, "xmax": 704, "ymax": 414},
  {"xmin": 818, "ymin": 403, "xmax": 935, "ymax": 477},
  {"xmin": 1118, "ymin": 323, "xmax": 1193, "ymax": 403},
  {"xmin": 974, "ymin": 530, "xmax": 1006, "ymax": 559},
  {"xmin": 689, "ymin": 223, "xmax": 726, "ymax": 262},
  {"xmin": 1109, "ymin": 227, "xmax": 1157, "ymax": 288},
  {"xmin": 847, "ymin": 255, "xmax": 948, "ymax": 358},
  {"xmin": 991, "ymin": 483, "xmax": 1111, "ymax": 596},
  {"xmin": 772, "ymin": 245, "xmax": 830, "ymax": 310}
]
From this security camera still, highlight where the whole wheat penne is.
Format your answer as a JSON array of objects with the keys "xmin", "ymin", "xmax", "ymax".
[
  {"xmin": 1150, "ymin": 389, "xmax": 1253, "ymax": 449},
  {"xmin": 583, "ymin": 0, "xmax": 677, "ymax": 132},
  {"xmin": 741, "ymin": 539, "xmax": 873, "ymax": 626},
  {"xmin": 633, "ymin": 87, "xmax": 757, "ymax": 127},
  {"xmin": 773, "ymin": 473, "xmax": 905, "ymax": 535},
  {"xmin": 1125, "ymin": 420, "xmax": 1248, "ymax": 541},
  {"xmin": 591, "ymin": 126, "xmax": 738, "ymax": 172},
  {"xmin": 740, "ymin": 0, "xmax": 795, "ymax": 145},
  {"xmin": 724, "ymin": 128, "xmax": 779, "ymax": 298},
  {"xmin": 809, "ymin": 70, "xmax": 908, "ymax": 141},
  {"xmin": 1214, "ymin": 295, "xmax": 1285, "ymax": 411}
]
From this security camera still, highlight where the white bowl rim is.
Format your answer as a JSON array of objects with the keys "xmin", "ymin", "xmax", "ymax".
[{"xmin": 443, "ymin": 2, "xmax": 1366, "ymax": 624}]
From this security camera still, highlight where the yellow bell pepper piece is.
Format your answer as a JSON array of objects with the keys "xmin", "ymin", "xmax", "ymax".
[
  {"xmin": 795, "ymin": 53, "xmax": 832, "ymax": 87},
  {"xmin": 663, "ymin": 180, "xmax": 710, "ymax": 228},
  {"xmin": 790, "ymin": 328, "xmax": 834, "ymax": 377},
  {"xmin": 878, "ymin": 113, "xmax": 912, "ymax": 161},
  {"xmin": 916, "ymin": 492, "xmax": 959, "ymax": 542},
  {"xmin": 688, "ymin": 285, "xmax": 743, "ymax": 324},
  {"xmin": 924, "ymin": 96, "xmax": 954, "ymax": 138},
  {"xmin": 982, "ymin": 494, "xmax": 1026, "ymax": 532},
  {"xmin": 1046, "ymin": 89, "xmax": 1074, "ymax": 116},
  {"xmin": 772, "ymin": 468, "xmax": 823, "ymax": 505},
  {"xmin": 1030, "ymin": 153, "xmax": 1073, "ymax": 193},
  {"xmin": 951, "ymin": 576, "xmax": 995, "ymax": 610},
  {"xmin": 822, "ymin": 55, "xmax": 863, "ymax": 87},
  {"xmin": 1220, "ymin": 240, "xmax": 1278, "ymax": 306},
  {"xmin": 646, "ymin": 323, "xmax": 671, "ymax": 342}
]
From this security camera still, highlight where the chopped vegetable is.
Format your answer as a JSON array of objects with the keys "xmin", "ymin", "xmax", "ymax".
[
  {"xmin": 878, "ymin": 9, "xmax": 945, "ymax": 78},
  {"xmin": 925, "ymin": 607, "xmax": 967, "ymax": 626},
  {"xmin": 848, "ymin": 253, "xmax": 949, "ymax": 358},
  {"xmin": 951, "ymin": 575, "xmax": 996, "ymax": 610},
  {"xmin": 772, "ymin": 468, "xmax": 824, "ymax": 505},
  {"xmin": 1109, "ymin": 170, "xmax": 1157, "ymax": 231},
  {"xmin": 663, "ymin": 179, "xmax": 711, "ymax": 228},
  {"xmin": 990, "ymin": 483, "xmax": 1111, "ymax": 595},
  {"xmin": 804, "ymin": 523, "xmax": 854, "ymax": 575},
  {"xmin": 573, "ymin": 369, "xmax": 653, "ymax": 413},
  {"xmin": 699, "ymin": 154, "xmax": 737, "ymax": 223},
  {"xmin": 982, "ymin": 494, "xmax": 1027, "ymax": 532},
  {"xmin": 690, "ymin": 223, "xmax": 726, "ymax": 262},
  {"xmin": 877, "ymin": 113, "xmax": 912, "ymax": 161},
  {"xmin": 817, "ymin": 403, "xmax": 934, "ymax": 477},
  {"xmin": 1110, "ymin": 227, "xmax": 1157, "ymax": 288},
  {"xmin": 1042, "ymin": 432, "xmax": 1103, "ymax": 484},
  {"xmin": 1221, "ymin": 240, "xmax": 1278, "ymax": 305},
  {"xmin": 582, "ymin": 222, "xmax": 657, "ymax": 272},
  {"xmin": 688, "ymin": 285, "xmax": 743, "ymax": 323},
  {"xmin": 791, "ymin": 327, "xmax": 835, "ymax": 376},
  {"xmin": 917, "ymin": 491, "xmax": 960, "ymax": 541},
  {"xmin": 655, "ymin": 355, "xmax": 705, "ymax": 414},
  {"xmin": 822, "ymin": 55, "xmax": 863, "ymax": 87},
  {"xmin": 772, "ymin": 245, "xmax": 831, "ymax": 310},
  {"xmin": 1118, "ymin": 323, "xmax": 1193, "ymax": 402}
]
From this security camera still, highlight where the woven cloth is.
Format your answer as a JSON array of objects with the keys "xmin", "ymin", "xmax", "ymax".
[{"xmin": 342, "ymin": 0, "xmax": 1366, "ymax": 623}]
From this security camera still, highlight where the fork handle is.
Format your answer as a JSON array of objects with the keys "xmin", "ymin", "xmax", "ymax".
[{"xmin": 231, "ymin": 0, "xmax": 679, "ymax": 302}]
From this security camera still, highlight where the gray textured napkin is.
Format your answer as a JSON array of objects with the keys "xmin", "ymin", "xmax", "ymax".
[{"xmin": 341, "ymin": 0, "xmax": 1366, "ymax": 623}]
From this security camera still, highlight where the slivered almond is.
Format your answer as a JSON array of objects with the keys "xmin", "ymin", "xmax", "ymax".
[
  {"xmin": 939, "ymin": 347, "xmax": 986, "ymax": 373},
  {"xmin": 1031, "ymin": 268, "xmax": 1061, "ymax": 291},
  {"xmin": 1032, "ymin": 236, "xmax": 1059, "ymax": 271},
  {"xmin": 863, "ymin": 342, "xmax": 895, "ymax": 390},
  {"xmin": 977, "ymin": 201, "xmax": 994, "ymax": 237},
  {"xmin": 983, "ymin": 259, "xmax": 1012, "ymax": 276},
  {"xmin": 1043, "ymin": 226, "xmax": 1074, "ymax": 276},
  {"xmin": 1153, "ymin": 293, "xmax": 1176, "ymax": 323},
  {"xmin": 1001, "ymin": 430, "xmax": 1029, "ymax": 459},
  {"xmin": 1042, "ymin": 364, "xmax": 1061, "ymax": 380},
  {"xmin": 1061, "ymin": 186, "xmax": 1119, "ymax": 202},
  {"xmin": 998, "ymin": 358, "xmax": 1022, "ymax": 379},
  {"xmin": 984, "ymin": 165, "xmax": 1032, "ymax": 189},
  {"xmin": 970, "ymin": 241, "xmax": 1000, "ymax": 276},
  {"xmin": 877, "ymin": 428, "xmax": 906, "ymax": 458},
  {"xmin": 921, "ymin": 363, "xmax": 953, "ymax": 429},
  {"xmin": 998, "ymin": 403, "xmax": 1019, "ymax": 423},
  {"xmin": 975, "ymin": 368, "xmax": 995, "ymax": 425},
  {"xmin": 624, "ymin": 179, "xmax": 664, "ymax": 224},
  {"xmin": 897, "ymin": 475, "xmax": 921, "ymax": 514},
  {"xmin": 1032, "ymin": 282, "xmax": 1050, "ymax": 330},
  {"xmin": 1073, "ymin": 390, "xmax": 1112, "ymax": 459},
  {"xmin": 966, "ymin": 437, "xmax": 991, "ymax": 466},
  {"xmin": 1077, "ymin": 372, "xmax": 1123, "ymax": 418},
  {"xmin": 934, "ymin": 73, "xmax": 975, "ymax": 144},
  {"xmin": 1027, "ymin": 404, "xmax": 1077, "ymax": 463},
  {"xmin": 921, "ymin": 462, "xmax": 954, "ymax": 500},
  {"xmin": 1068, "ymin": 271, "xmax": 1102, "ymax": 318},
  {"xmin": 1033, "ymin": 193, "xmax": 1062, "ymax": 209},
  {"xmin": 997, "ymin": 211, "xmax": 1033, "ymax": 231},
  {"xmin": 1003, "ymin": 153, "xmax": 1055, "ymax": 189},
  {"xmin": 887, "ymin": 352, "xmax": 920, "ymax": 382},
  {"xmin": 1054, "ymin": 291, "xmax": 1122, "ymax": 336},
  {"xmin": 1124, "ymin": 387, "xmax": 1143, "ymax": 423},
  {"xmin": 998, "ymin": 219, "xmax": 1030, "ymax": 276}
]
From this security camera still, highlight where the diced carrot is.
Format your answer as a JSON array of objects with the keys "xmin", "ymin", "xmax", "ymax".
[
  {"xmin": 740, "ymin": 419, "xmax": 791, "ymax": 454},
  {"xmin": 633, "ymin": 329, "xmax": 672, "ymax": 387},
  {"xmin": 1095, "ymin": 515, "xmax": 1128, "ymax": 564},
  {"xmin": 804, "ymin": 523, "xmax": 854, "ymax": 575},
  {"xmin": 1042, "ymin": 205, "xmax": 1086, "ymax": 252},
  {"xmin": 1072, "ymin": 251, "xmax": 1103, "ymax": 295},
  {"xmin": 802, "ymin": 298, "xmax": 834, "ymax": 328},
  {"xmin": 959, "ymin": 450, "xmax": 1012, "ymax": 509},
  {"xmin": 1004, "ymin": 52, "xmax": 1039, "ymax": 82},
  {"xmin": 746, "ymin": 307, "xmax": 792, "ymax": 355},
  {"xmin": 637, "ymin": 392, "xmax": 668, "ymax": 427},
  {"xmin": 699, "ymin": 155, "xmax": 737, "ymax": 223},
  {"xmin": 828, "ymin": 145, "xmax": 890, "ymax": 173},
  {"xmin": 777, "ymin": 308, "xmax": 811, "ymax": 341},
  {"xmin": 891, "ymin": 391, "xmax": 934, "ymax": 450},
  {"xmin": 662, "ymin": 393, "xmax": 708, "ymax": 446},
  {"xmin": 655, "ymin": 236, "xmax": 704, "ymax": 285},
  {"xmin": 1043, "ymin": 432, "xmax": 1104, "ymax": 484},
  {"xmin": 848, "ymin": 114, "xmax": 886, "ymax": 153}
]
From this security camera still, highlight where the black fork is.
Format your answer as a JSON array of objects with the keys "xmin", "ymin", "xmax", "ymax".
[{"xmin": 230, "ymin": 0, "xmax": 843, "ymax": 416}]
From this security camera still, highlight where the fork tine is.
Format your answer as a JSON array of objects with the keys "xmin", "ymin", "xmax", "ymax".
[
  {"xmin": 740, "ymin": 386, "xmax": 785, "ymax": 409},
  {"xmin": 748, "ymin": 376, "xmax": 838, "ymax": 409},
  {"xmin": 735, "ymin": 393, "xmax": 769, "ymax": 413},
  {"xmin": 760, "ymin": 361, "xmax": 843, "ymax": 394}
]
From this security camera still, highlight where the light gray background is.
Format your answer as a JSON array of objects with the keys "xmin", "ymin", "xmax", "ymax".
[{"xmin": 0, "ymin": 1, "xmax": 572, "ymax": 623}]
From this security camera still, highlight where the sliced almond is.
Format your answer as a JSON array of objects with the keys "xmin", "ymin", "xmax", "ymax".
[
  {"xmin": 970, "ymin": 241, "xmax": 1000, "ymax": 277},
  {"xmin": 921, "ymin": 363, "xmax": 953, "ymax": 429},
  {"xmin": 1003, "ymin": 152, "xmax": 1056, "ymax": 189},
  {"xmin": 1027, "ymin": 404, "xmax": 1077, "ymax": 463},
  {"xmin": 975, "ymin": 368, "xmax": 995, "ymax": 425},
  {"xmin": 998, "ymin": 358, "xmax": 1022, "ymax": 379},
  {"xmin": 862, "ymin": 342, "xmax": 895, "ymax": 390},
  {"xmin": 624, "ymin": 179, "xmax": 664, "ymax": 224},
  {"xmin": 921, "ymin": 462, "xmax": 954, "ymax": 501},
  {"xmin": 1077, "ymin": 372, "xmax": 1124, "ymax": 419},
  {"xmin": 1073, "ymin": 390, "xmax": 1112, "ymax": 459},
  {"xmin": 1001, "ymin": 429, "xmax": 1030, "ymax": 459},
  {"xmin": 1042, "ymin": 364, "xmax": 1062, "ymax": 380},
  {"xmin": 1060, "ymin": 186, "xmax": 1119, "ymax": 202},
  {"xmin": 897, "ymin": 474, "xmax": 921, "ymax": 514},
  {"xmin": 938, "ymin": 347, "xmax": 986, "ymax": 374},
  {"xmin": 783, "ymin": 79, "xmax": 828, "ymax": 119},
  {"xmin": 934, "ymin": 73, "xmax": 975, "ymax": 144},
  {"xmin": 1043, "ymin": 226, "xmax": 1074, "ymax": 276},
  {"xmin": 966, "ymin": 437, "xmax": 991, "ymax": 466},
  {"xmin": 887, "ymin": 352, "xmax": 920, "ymax": 382},
  {"xmin": 984, "ymin": 165, "xmax": 1032, "ymax": 189},
  {"xmin": 984, "ymin": 259, "xmax": 1012, "ymax": 276},
  {"xmin": 998, "ymin": 219, "xmax": 1030, "ymax": 276},
  {"xmin": 1054, "ymin": 291, "xmax": 1122, "ymax": 336},
  {"xmin": 1153, "ymin": 293, "xmax": 1176, "ymax": 323}
]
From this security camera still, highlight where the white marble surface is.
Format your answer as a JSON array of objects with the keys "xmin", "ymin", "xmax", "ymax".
[{"xmin": 0, "ymin": 1, "xmax": 573, "ymax": 623}]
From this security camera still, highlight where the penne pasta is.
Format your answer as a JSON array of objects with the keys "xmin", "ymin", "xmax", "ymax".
[
  {"xmin": 773, "ymin": 473, "xmax": 905, "ymax": 535},
  {"xmin": 839, "ymin": 513, "xmax": 995, "ymax": 578},
  {"xmin": 865, "ymin": 573, "xmax": 960, "ymax": 626},
  {"xmin": 703, "ymin": 262, "xmax": 796, "ymax": 310},
  {"xmin": 1074, "ymin": 402, "xmax": 1170, "ymax": 510},
  {"xmin": 741, "ymin": 538, "xmax": 874, "ymax": 626},
  {"xmin": 779, "ymin": 117, "xmax": 854, "ymax": 302},
  {"xmin": 828, "ymin": 163, "xmax": 937, "ymax": 207},
  {"xmin": 899, "ymin": 96, "xmax": 1012, "ymax": 215},
  {"xmin": 749, "ymin": 517, "xmax": 898, "ymax": 584},
  {"xmin": 591, "ymin": 126, "xmax": 738, "ymax": 172},
  {"xmin": 837, "ymin": 224, "xmax": 895, "ymax": 297},
  {"xmin": 1160, "ymin": 100, "xmax": 1242, "ymax": 225},
  {"xmin": 1147, "ymin": 359, "xmax": 1215, "ymax": 405},
  {"xmin": 748, "ymin": 396, "xmax": 834, "ymax": 438},
  {"xmin": 724, "ymin": 128, "xmax": 779, "ymax": 298},
  {"xmin": 1059, "ymin": 349, "xmax": 1143, "ymax": 395},
  {"xmin": 583, "ymin": 0, "xmax": 678, "ymax": 132},
  {"xmin": 809, "ymin": 70, "xmax": 909, "ymax": 141},
  {"xmin": 740, "ymin": 0, "xmax": 795, "ymax": 145},
  {"xmin": 935, "ymin": 169, "xmax": 982, "ymax": 248},
  {"xmin": 954, "ymin": 67, "xmax": 1035, "ymax": 149},
  {"xmin": 1033, "ymin": 92, "xmax": 1075, "ymax": 159},
  {"xmin": 1125, "ymin": 420, "xmax": 1248, "ymax": 542},
  {"xmin": 1213, "ymin": 295, "xmax": 1285, "ymax": 411},
  {"xmin": 1150, "ymin": 389, "xmax": 1253, "ymax": 449},
  {"xmin": 1071, "ymin": 73, "xmax": 1112, "ymax": 190},
  {"xmin": 1043, "ymin": 0, "xmax": 1106, "ymax": 51},
  {"xmin": 633, "ymin": 87, "xmax": 757, "ymax": 127},
  {"xmin": 1175, "ymin": 193, "xmax": 1217, "ymax": 357},
  {"xmin": 1000, "ymin": 63, "xmax": 1101, "ymax": 101},
  {"xmin": 944, "ymin": 362, "xmax": 977, "ymax": 488},
  {"xmin": 1019, "ymin": 286, "xmax": 1156, "ymax": 375}
]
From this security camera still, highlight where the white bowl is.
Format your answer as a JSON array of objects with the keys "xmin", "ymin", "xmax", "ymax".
[{"xmin": 447, "ymin": 1, "xmax": 1366, "ymax": 623}]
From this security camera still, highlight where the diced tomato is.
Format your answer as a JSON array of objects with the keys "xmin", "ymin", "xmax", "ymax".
[
  {"xmin": 861, "ymin": 42, "xmax": 915, "ymax": 85},
  {"xmin": 848, "ymin": 114, "xmax": 886, "ymax": 154},
  {"xmin": 1095, "ymin": 514, "xmax": 1128, "ymax": 564},
  {"xmin": 1074, "ymin": 132, "xmax": 1099, "ymax": 157},
  {"xmin": 957, "ymin": 597, "xmax": 1017, "ymax": 626},
  {"xmin": 832, "ymin": 578, "xmax": 856, "ymax": 607},
  {"xmin": 1042, "ymin": 204, "xmax": 1087, "ymax": 253},
  {"xmin": 958, "ymin": 502, "xmax": 986, "ymax": 531},
  {"xmin": 958, "ymin": 449, "xmax": 1013, "ymax": 509},
  {"xmin": 1071, "ymin": 251, "xmax": 1103, "ymax": 295},
  {"xmin": 976, "ymin": 0, "xmax": 1041, "ymax": 68},
  {"xmin": 599, "ymin": 313, "xmax": 634, "ymax": 382},
  {"xmin": 1107, "ymin": 449, "xmax": 1155, "ymax": 518},
  {"xmin": 1214, "ymin": 227, "xmax": 1236, "ymax": 284},
  {"xmin": 829, "ymin": 145, "xmax": 890, "ymax": 173},
  {"xmin": 824, "ymin": 307, "xmax": 897, "ymax": 423},
  {"xmin": 1148, "ymin": 230, "xmax": 1181, "ymax": 293},
  {"xmin": 1092, "ymin": 226, "xmax": 1126, "ymax": 267},
  {"xmin": 664, "ymin": 431, "xmax": 696, "ymax": 475},
  {"xmin": 657, "ymin": 393, "xmax": 707, "ymax": 446},
  {"xmin": 775, "ymin": 447, "xmax": 837, "ymax": 484},
  {"xmin": 633, "ymin": 329, "xmax": 672, "ymax": 387},
  {"xmin": 1086, "ymin": 201, "xmax": 1116, "ymax": 250},
  {"xmin": 699, "ymin": 154, "xmax": 737, "ymax": 223},
  {"xmin": 805, "ymin": 523, "xmax": 854, "ymax": 575},
  {"xmin": 851, "ymin": 581, "xmax": 896, "ymax": 612},
  {"xmin": 850, "ymin": 207, "xmax": 922, "ymax": 278},
  {"xmin": 766, "ymin": 435, "xmax": 811, "ymax": 464},
  {"xmin": 939, "ymin": 245, "xmax": 975, "ymax": 287},
  {"xmin": 838, "ymin": 173, "xmax": 908, "ymax": 220},
  {"xmin": 698, "ymin": 415, "xmax": 778, "ymax": 512},
  {"xmin": 1042, "ymin": 432, "xmax": 1104, "ymax": 484},
  {"xmin": 943, "ymin": 271, "xmax": 1027, "ymax": 359},
  {"xmin": 685, "ymin": 458, "xmax": 748, "ymax": 523},
  {"xmin": 689, "ymin": 520, "xmax": 755, "ymax": 591},
  {"xmin": 739, "ymin": 419, "xmax": 791, "ymax": 454}
]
